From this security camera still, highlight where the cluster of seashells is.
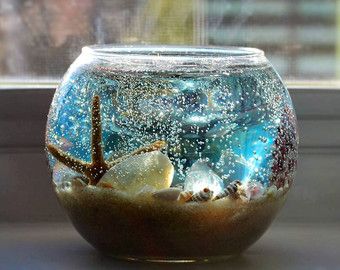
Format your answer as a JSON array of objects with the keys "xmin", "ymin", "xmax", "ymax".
[
  {"xmin": 152, "ymin": 180, "xmax": 245, "ymax": 203},
  {"xmin": 49, "ymin": 95, "xmax": 286, "ymax": 205},
  {"xmin": 53, "ymin": 148, "xmax": 247, "ymax": 204}
]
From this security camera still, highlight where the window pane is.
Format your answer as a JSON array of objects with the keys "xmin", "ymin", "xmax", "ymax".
[{"xmin": 0, "ymin": 0, "xmax": 337, "ymax": 81}]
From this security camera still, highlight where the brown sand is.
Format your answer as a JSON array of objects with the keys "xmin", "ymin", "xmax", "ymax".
[{"xmin": 56, "ymin": 185, "xmax": 287, "ymax": 262}]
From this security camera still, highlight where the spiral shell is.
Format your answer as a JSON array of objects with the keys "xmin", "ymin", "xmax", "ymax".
[
  {"xmin": 214, "ymin": 180, "xmax": 242, "ymax": 201},
  {"xmin": 188, "ymin": 188, "xmax": 214, "ymax": 202},
  {"xmin": 177, "ymin": 191, "xmax": 193, "ymax": 203}
]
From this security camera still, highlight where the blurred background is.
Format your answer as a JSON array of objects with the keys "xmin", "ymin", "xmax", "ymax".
[
  {"xmin": 0, "ymin": 0, "xmax": 339, "ymax": 81},
  {"xmin": 0, "ymin": 1, "xmax": 340, "ymax": 268}
]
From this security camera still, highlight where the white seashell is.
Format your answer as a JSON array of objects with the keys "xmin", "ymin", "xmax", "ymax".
[
  {"xmin": 53, "ymin": 162, "xmax": 84, "ymax": 185},
  {"xmin": 152, "ymin": 188, "xmax": 182, "ymax": 202},
  {"xmin": 99, "ymin": 151, "xmax": 174, "ymax": 194},
  {"xmin": 184, "ymin": 160, "xmax": 224, "ymax": 195},
  {"xmin": 244, "ymin": 181, "xmax": 265, "ymax": 200},
  {"xmin": 189, "ymin": 188, "xmax": 214, "ymax": 202}
]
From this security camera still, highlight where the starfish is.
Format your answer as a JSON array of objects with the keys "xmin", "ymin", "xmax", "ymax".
[{"xmin": 47, "ymin": 95, "xmax": 166, "ymax": 186}]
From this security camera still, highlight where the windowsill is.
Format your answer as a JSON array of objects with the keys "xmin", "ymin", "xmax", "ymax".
[
  {"xmin": 1, "ymin": 222, "xmax": 339, "ymax": 269},
  {"xmin": 286, "ymin": 80, "xmax": 340, "ymax": 90}
]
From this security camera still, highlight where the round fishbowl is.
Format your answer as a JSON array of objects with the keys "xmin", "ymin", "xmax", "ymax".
[{"xmin": 46, "ymin": 45, "xmax": 298, "ymax": 262}]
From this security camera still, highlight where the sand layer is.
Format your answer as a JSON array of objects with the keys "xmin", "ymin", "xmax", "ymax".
[{"xmin": 56, "ymin": 185, "xmax": 287, "ymax": 261}]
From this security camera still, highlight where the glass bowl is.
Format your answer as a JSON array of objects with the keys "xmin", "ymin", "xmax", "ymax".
[{"xmin": 46, "ymin": 45, "xmax": 298, "ymax": 262}]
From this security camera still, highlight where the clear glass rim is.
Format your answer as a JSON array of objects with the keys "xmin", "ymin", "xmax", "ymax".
[
  {"xmin": 81, "ymin": 45, "xmax": 268, "ymax": 73},
  {"xmin": 83, "ymin": 45, "xmax": 264, "ymax": 59}
]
